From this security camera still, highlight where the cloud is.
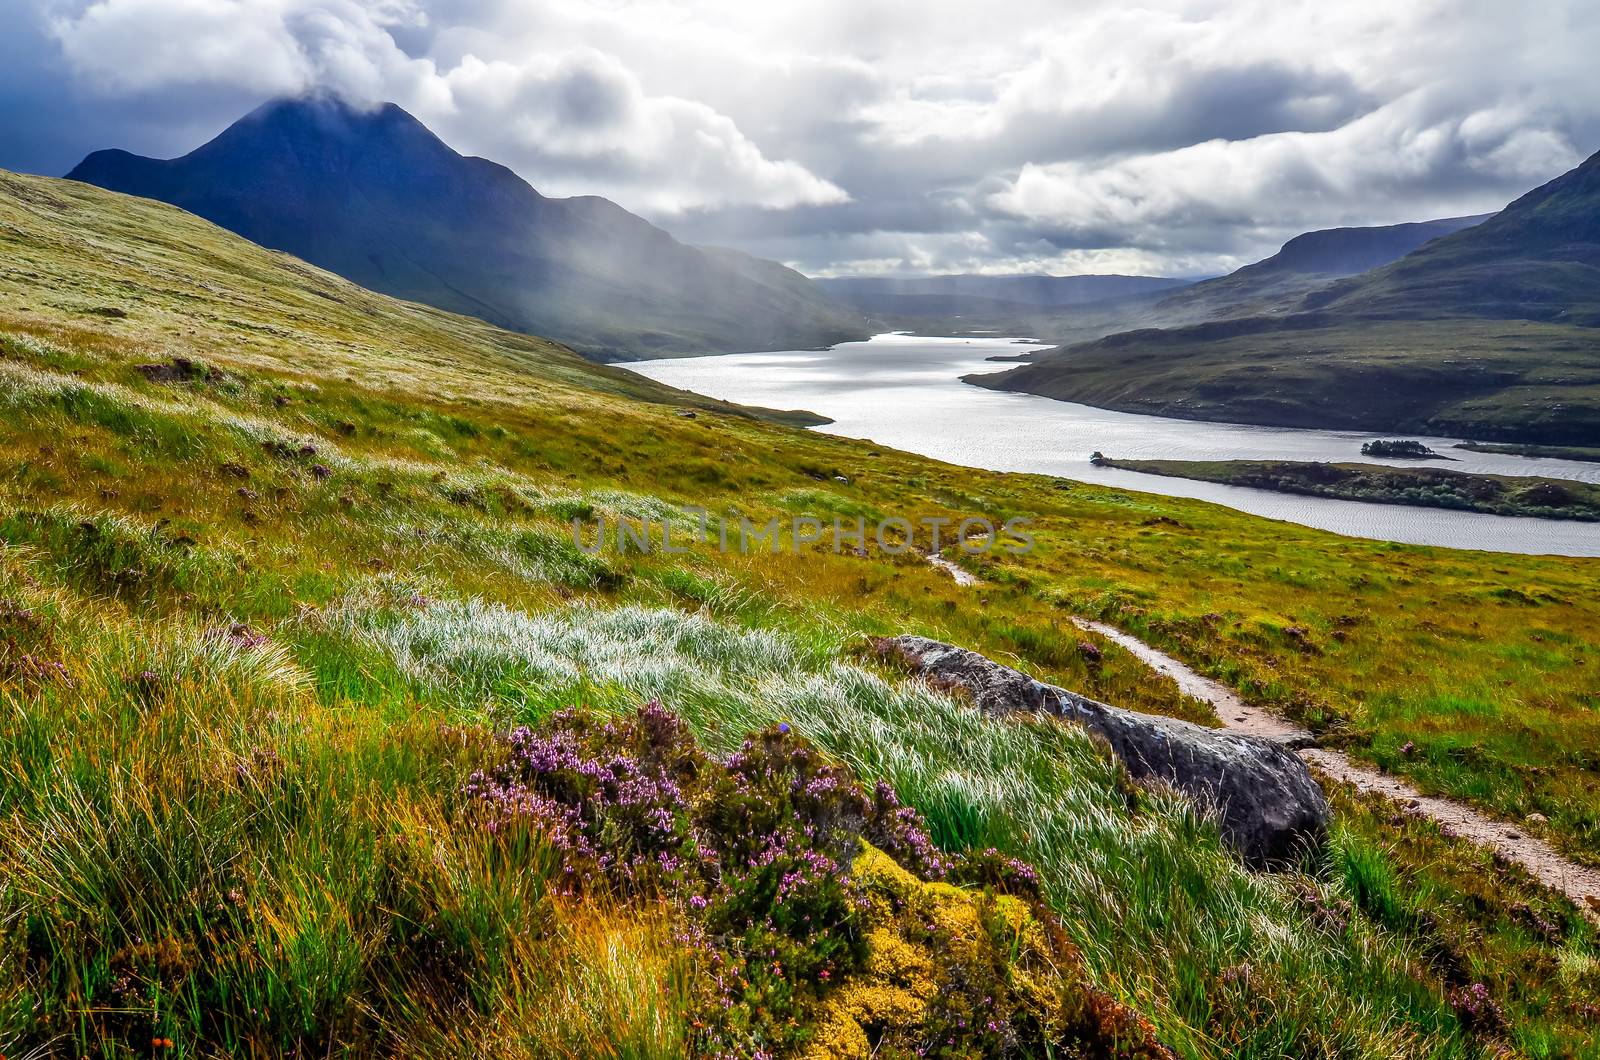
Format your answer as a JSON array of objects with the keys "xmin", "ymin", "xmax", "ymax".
[
  {"xmin": 49, "ymin": 0, "xmax": 427, "ymax": 99},
  {"xmin": 10, "ymin": 0, "xmax": 1600, "ymax": 275},
  {"xmin": 418, "ymin": 51, "xmax": 848, "ymax": 213},
  {"xmin": 986, "ymin": 98, "xmax": 1588, "ymax": 256},
  {"xmin": 43, "ymin": 0, "xmax": 847, "ymax": 213}
]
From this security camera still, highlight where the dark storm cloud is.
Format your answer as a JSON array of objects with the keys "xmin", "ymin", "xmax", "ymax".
[{"xmin": 3, "ymin": 0, "xmax": 1596, "ymax": 276}]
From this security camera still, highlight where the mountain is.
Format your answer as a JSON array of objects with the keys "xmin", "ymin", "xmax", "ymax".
[
  {"xmin": 1305, "ymin": 151, "xmax": 1600, "ymax": 325},
  {"xmin": 972, "ymin": 150, "xmax": 1600, "ymax": 444},
  {"xmin": 1151, "ymin": 215, "xmax": 1489, "ymax": 322},
  {"xmin": 66, "ymin": 97, "xmax": 868, "ymax": 360},
  {"xmin": 813, "ymin": 217, "xmax": 1485, "ymax": 345}
]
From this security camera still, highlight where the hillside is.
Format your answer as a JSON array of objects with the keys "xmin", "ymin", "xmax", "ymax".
[
  {"xmin": 1308, "ymin": 149, "xmax": 1600, "ymax": 325},
  {"xmin": 1152, "ymin": 215, "xmax": 1488, "ymax": 323},
  {"xmin": 3, "ymin": 169, "xmax": 1600, "ymax": 1057},
  {"xmin": 975, "ymin": 151, "xmax": 1600, "ymax": 443},
  {"xmin": 66, "ymin": 98, "xmax": 868, "ymax": 360}
]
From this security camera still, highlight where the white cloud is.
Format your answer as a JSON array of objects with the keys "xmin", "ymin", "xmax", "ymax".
[
  {"xmin": 417, "ymin": 51, "xmax": 847, "ymax": 213},
  {"xmin": 987, "ymin": 99, "xmax": 1586, "ymax": 243},
  {"xmin": 45, "ymin": 0, "xmax": 848, "ymax": 214},
  {"xmin": 22, "ymin": 0, "xmax": 1600, "ymax": 274}
]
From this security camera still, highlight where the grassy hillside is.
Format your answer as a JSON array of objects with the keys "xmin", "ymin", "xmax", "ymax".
[
  {"xmin": 974, "ymin": 316, "xmax": 1600, "ymax": 444},
  {"xmin": 1309, "ymin": 151, "xmax": 1600, "ymax": 326},
  {"xmin": 3, "ymin": 169, "xmax": 1600, "ymax": 1057},
  {"xmin": 976, "ymin": 153, "xmax": 1600, "ymax": 444}
]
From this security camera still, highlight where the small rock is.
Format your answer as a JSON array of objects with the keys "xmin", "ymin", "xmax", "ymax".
[
  {"xmin": 1527, "ymin": 812, "xmax": 1548, "ymax": 824},
  {"xmin": 310, "ymin": 464, "xmax": 332, "ymax": 481},
  {"xmin": 675, "ymin": 409, "xmax": 697, "ymax": 418}
]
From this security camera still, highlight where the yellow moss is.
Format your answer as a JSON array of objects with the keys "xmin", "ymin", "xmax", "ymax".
[
  {"xmin": 801, "ymin": 844, "xmax": 1174, "ymax": 1059},
  {"xmin": 848, "ymin": 842, "xmax": 920, "ymax": 905},
  {"xmin": 803, "ymin": 845, "xmax": 1044, "ymax": 1059}
]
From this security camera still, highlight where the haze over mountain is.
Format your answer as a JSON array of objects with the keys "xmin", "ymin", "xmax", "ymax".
[
  {"xmin": 811, "ymin": 215, "xmax": 1492, "ymax": 345},
  {"xmin": 974, "ymin": 149, "xmax": 1600, "ymax": 445},
  {"xmin": 66, "ymin": 98, "xmax": 868, "ymax": 360},
  {"xmin": 1150, "ymin": 215, "xmax": 1490, "ymax": 323},
  {"xmin": 815, "ymin": 274, "xmax": 1192, "ymax": 321}
]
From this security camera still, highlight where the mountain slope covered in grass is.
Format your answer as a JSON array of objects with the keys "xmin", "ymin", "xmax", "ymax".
[
  {"xmin": 975, "ymin": 152, "xmax": 1600, "ymax": 443},
  {"xmin": 3, "ymin": 168, "xmax": 1599, "ymax": 1057},
  {"xmin": 1308, "ymin": 149, "xmax": 1600, "ymax": 325},
  {"xmin": 67, "ymin": 98, "xmax": 868, "ymax": 360},
  {"xmin": 1150, "ymin": 214, "xmax": 1489, "ymax": 323}
]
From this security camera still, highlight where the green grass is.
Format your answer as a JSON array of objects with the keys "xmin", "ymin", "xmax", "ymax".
[
  {"xmin": 972, "ymin": 316, "xmax": 1600, "ymax": 444},
  {"xmin": 3, "ymin": 167, "xmax": 1600, "ymax": 1056}
]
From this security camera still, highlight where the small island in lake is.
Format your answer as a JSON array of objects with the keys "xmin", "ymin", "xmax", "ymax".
[
  {"xmin": 1360, "ymin": 439, "xmax": 1448, "ymax": 459},
  {"xmin": 1099, "ymin": 458, "xmax": 1600, "ymax": 521}
]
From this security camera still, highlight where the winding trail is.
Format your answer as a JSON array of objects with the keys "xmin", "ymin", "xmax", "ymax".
[
  {"xmin": 918, "ymin": 551, "xmax": 1600, "ymax": 916},
  {"xmin": 1072, "ymin": 617, "xmax": 1600, "ymax": 920}
]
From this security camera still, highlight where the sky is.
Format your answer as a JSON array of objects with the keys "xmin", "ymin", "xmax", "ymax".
[{"xmin": 2, "ymin": 0, "xmax": 1597, "ymax": 278}]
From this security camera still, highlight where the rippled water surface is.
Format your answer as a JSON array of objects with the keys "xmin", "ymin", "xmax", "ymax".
[{"xmin": 628, "ymin": 334, "xmax": 1600, "ymax": 557}]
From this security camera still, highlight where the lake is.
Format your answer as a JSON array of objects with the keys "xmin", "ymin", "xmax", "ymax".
[{"xmin": 627, "ymin": 333, "xmax": 1600, "ymax": 557}]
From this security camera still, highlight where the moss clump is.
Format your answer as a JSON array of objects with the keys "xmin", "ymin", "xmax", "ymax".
[{"xmin": 804, "ymin": 845, "xmax": 1171, "ymax": 1060}]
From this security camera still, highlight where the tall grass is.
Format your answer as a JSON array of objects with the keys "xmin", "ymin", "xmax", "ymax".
[{"xmin": 324, "ymin": 589, "xmax": 1478, "ymax": 1056}]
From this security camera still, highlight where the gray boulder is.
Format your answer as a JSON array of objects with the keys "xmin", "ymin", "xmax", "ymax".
[{"xmin": 874, "ymin": 635, "xmax": 1328, "ymax": 868}]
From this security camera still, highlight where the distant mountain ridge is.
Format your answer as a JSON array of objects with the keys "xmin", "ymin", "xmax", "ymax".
[
  {"xmin": 1306, "ymin": 150, "xmax": 1600, "ymax": 325},
  {"xmin": 1149, "ymin": 215, "xmax": 1489, "ymax": 323},
  {"xmin": 811, "ymin": 216, "xmax": 1490, "ymax": 343},
  {"xmin": 67, "ymin": 98, "xmax": 868, "ymax": 360},
  {"xmin": 972, "ymin": 148, "xmax": 1600, "ymax": 445}
]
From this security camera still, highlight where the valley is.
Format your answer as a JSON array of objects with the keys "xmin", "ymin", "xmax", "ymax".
[
  {"xmin": 4, "ymin": 166, "xmax": 1600, "ymax": 1057},
  {"xmin": 970, "ymin": 149, "xmax": 1600, "ymax": 445}
]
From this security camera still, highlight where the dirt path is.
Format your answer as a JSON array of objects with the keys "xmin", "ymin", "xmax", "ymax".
[
  {"xmin": 1072, "ymin": 617, "xmax": 1600, "ymax": 921},
  {"xmin": 916, "ymin": 553, "xmax": 1600, "ymax": 917},
  {"xmin": 921, "ymin": 550, "xmax": 981, "ymax": 587}
]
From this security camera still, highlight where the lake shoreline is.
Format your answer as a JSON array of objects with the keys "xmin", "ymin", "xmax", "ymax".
[
  {"xmin": 628, "ymin": 334, "xmax": 1600, "ymax": 556},
  {"xmin": 1100, "ymin": 458, "xmax": 1600, "ymax": 523}
]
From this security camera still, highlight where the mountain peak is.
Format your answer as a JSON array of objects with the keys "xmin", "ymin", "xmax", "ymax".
[{"xmin": 66, "ymin": 99, "xmax": 867, "ymax": 358}]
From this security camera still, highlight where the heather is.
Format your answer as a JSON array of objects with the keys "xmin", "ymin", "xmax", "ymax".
[{"xmin": 462, "ymin": 702, "xmax": 1169, "ymax": 1058}]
